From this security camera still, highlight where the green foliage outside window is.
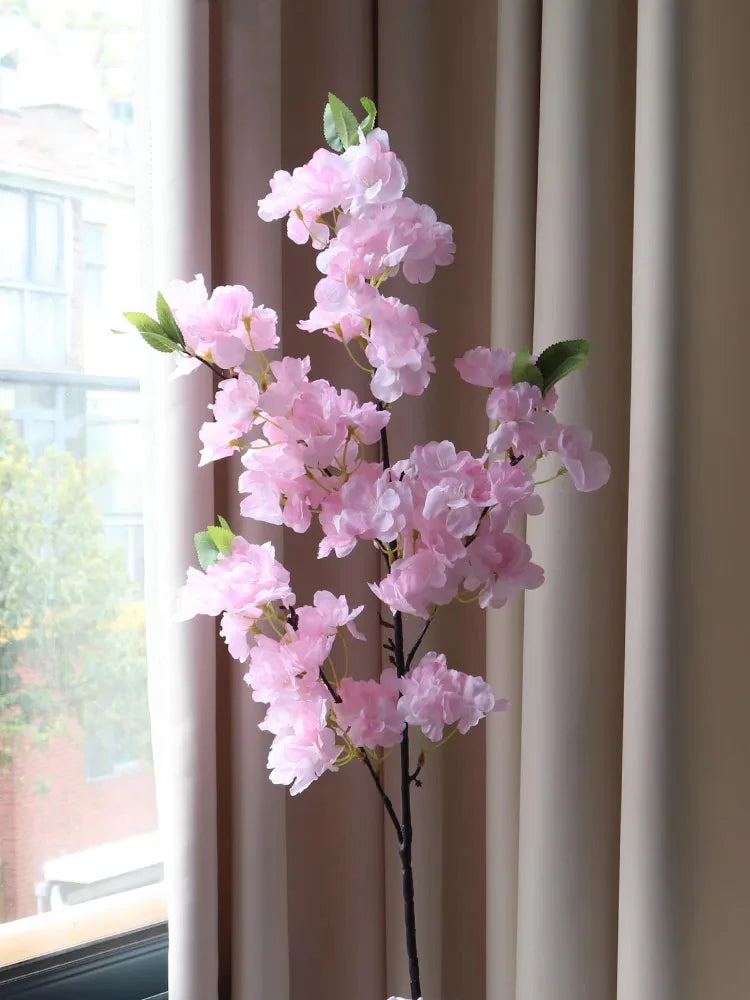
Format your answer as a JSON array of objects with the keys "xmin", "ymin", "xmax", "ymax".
[{"xmin": 0, "ymin": 416, "xmax": 150, "ymax": 771}]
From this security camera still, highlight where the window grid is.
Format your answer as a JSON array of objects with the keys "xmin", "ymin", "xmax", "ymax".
[{"xmin": 0, "ymin": 187, "xmax": 68, "ymax": 366}]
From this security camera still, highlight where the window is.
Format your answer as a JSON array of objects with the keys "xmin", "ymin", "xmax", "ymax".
[
  {"xmin": 0, "ymin": 2, "xmax": 165, "ymax": 996},
  {"xmin": 0, "ymin": 188, "xmax": 68, "ymax": 367},
  {"xmin": 83, "ymin": 222, "xmax": 106, "ymax": 311}
]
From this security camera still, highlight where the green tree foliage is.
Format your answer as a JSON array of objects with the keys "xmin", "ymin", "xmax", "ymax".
[{"xmin": 0, "ymin": 416, "xmax": 150, "ymax": 769}]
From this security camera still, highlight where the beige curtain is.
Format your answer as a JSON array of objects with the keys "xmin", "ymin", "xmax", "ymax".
[{"xmin": 146, "ymin": 1, "xmax": 750, "ymax": 998}]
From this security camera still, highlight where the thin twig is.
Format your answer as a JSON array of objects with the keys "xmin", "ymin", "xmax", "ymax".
[
  {"xmin": 190, "ymin": 352, "xmax": 233, "ymax": 380},
  {"xmin": 405, "ymin": 614, "xmax": 434, "ymax": 672},
  {"xmin": 361, "ymin": 754, "xmax": 403, "ymax": 844}
]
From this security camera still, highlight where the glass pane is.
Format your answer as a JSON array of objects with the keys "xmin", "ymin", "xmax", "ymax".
[
  {"xmin": 84, "ymin": 266, "xmax": 103, "ymax": 308},
  {"xmin": 27, "ymin": 292, "xmax": 67, "ymax": 367},
  {"xmin": 32, "ymin": 197, "xmax": 64, "ymax": 287},
  {"xmin": 0, "ymin": 188, "xmax": 28, "ymax": 282},
  {"xmin": 0, "ymin": 0, "xmax": 161, "ymax": 967},
  {"xmin": 83, "ymin": 222, "xmax": 105, "ymax": 263},
  {"xmin": 0, "ymin": 287, "xmax": 24, "ymax": 362}
]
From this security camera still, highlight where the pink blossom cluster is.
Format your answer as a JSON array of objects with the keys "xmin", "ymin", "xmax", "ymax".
[
  {"xmin": 259, "ymin": 128, "xmax": 454, "ymax": 403},
  {"xmin": 176, "ymin": 555, "xmax": 501, "ymax": 792},
  {"xmin": 174, "ymin": 536, "xmax": 293, "ymax": 660},
  {"xmin": 165, "ymin": 274, "xmax": 278, "ymax": 373},
  {"xmin": 318, "ymin": 439, "xmax": 545, "ymax": 617},
  {"xmin": 455, "ymin": 346, "xmax": 610, "ymax": 491},
  {"xmin": 335, "ymin": 653, "xmax": 504, "ymax": 750},
  {"xmin": 160, "ymin": 122, "xmax": 610, "ymax": 801},
  {"xmin": 237, "ymin": 356, "xmax": 390, "ymax": 532}
]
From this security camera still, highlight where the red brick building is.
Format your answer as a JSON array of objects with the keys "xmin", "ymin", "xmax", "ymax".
[{"xmin": 0, "ymin": 728, "xmax": 158, "ymax": 921}]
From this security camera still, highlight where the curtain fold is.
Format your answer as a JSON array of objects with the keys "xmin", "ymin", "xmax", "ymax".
[
  {"xmin": 516, "ymin": 1, "xmax": 635, "ymax": 997},
  {"xmin": 486, "ymin": 3, "xmax": 541, "ymax": 997},
  {"xmin": 147, "ymin": 2, "xmax": 750, "ymax": 998},
  {"xmin": 145, "ymin": 3, "xmax": 218, "ymax": 1000}
]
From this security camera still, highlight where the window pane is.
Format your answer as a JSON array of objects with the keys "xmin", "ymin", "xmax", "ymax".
[
  {"xmin": 0, "ymin": 188, "xmax": 28, "ymax": 282},
  {"xmin": 27, "ymin": 292, "xmax": 67, "ymax": 366},
  {"xmin": 84, "ymin": 266, "xmax": 103, "ymax": 308},
  {"xmin": 32, "ymin": 196, "xmax": 64, "ymax": 287},
  {"xmin": 0, "ymin": 287, "xmax": 24, "ymax": 362},
  {"xmin": 83, "ymin": 222, "xmax": 106, "ymax": 263},
  {"xmin": 0, "ymin": 0, "xmax": 161, "ymax": 969}
]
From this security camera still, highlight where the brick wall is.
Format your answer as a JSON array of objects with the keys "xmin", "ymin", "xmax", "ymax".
[{"xmin": 0, "ymin": 724, "xmax": 157, "ymax": 922}]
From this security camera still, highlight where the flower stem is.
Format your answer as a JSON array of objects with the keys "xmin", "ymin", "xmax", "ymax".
[
  {"xmin": 379, "ymin": 416, "xmax": 422, "ymax": 1000},
  {"xmin": 395, "ymin": 611, "xmax": 422, "ymax": 1000}
]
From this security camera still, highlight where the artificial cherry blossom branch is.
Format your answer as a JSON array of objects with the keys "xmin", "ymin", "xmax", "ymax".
[{"xmin": 126, "ymin": 93, "xmax": 611, "ymax": 1000}]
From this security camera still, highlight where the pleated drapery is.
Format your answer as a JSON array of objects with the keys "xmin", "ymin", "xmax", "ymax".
[{"xmin": 146, "ymin": 2, "xmax": 750, "ymax": 999}]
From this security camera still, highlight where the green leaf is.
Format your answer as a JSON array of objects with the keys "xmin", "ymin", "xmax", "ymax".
[
  {"xmin": 511, "ymin": 349, "xmax": 544, "ymax": 390},
  {"xmin": 328, "ymin": 92, "xmax": 360, "ymax": 149},
  {"xmin": 207, "ymin": 524, "xmax": 234, "ymax": 556},
  {"xmin": 110, "ymin": 328, "xmax": 129, "ymax": 336},
  {"xmin": 194, "ymin": 530, "xmax": 221, "ymax": 571},
  {"xmin": 323, "ymin": 102, "xmax": 344, "ymax": 152},
  {"xmin": 359, "ymin": 96, "xmax": 377, "ymax": 134},
  {"xmin": 155, "ymin": 292, "xmax": 185, "ymax": 347},
  {"xmin": 123, "ymin": 311, "xmax": 163, "ymax": 336},
  {"xmin": 217, "ymin": 515, "xmax": 233, "ymax": 534},
  {"xmin": 138, "ymin": 329, "xmax": 179, "ymax": 354},
  {"xmin": 535, "ymin": 339, "xmax": 590, "ymax": 395}
]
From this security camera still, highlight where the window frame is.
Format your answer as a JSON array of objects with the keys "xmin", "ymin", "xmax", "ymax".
[{"xmin": 0, "ymin": 922, "xmax": 167, "ymax": 1000}]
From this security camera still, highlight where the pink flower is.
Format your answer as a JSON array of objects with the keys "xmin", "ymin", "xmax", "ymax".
[
  {"xmin": 336, "ymin": 389, "xmax": 391, "ymax": 443},
  {"xmin": 454, "ymin": 346, "xmax": 514, "ymax": 388},
  {"xmin": 258, "ymin": 148, "xmax": 351, "ymax": 221},
  {"xmin": 485, "ymin": 384, "xmax": 558, "ymax": 462},
  {"xmin": 164, "ymin": 276, "xmax": 255, "ymax": 369},
  {"xmin": 340, "ymin": 128, "xmax": 407, "ymax": 214},
  {"xmin": 246, "ymin": 305, "xmax": 280, "ymax": 352},
  {"xmin": 244, "ymin": 634, "xmax": 329, "ymax": 705},
  {"xmin": 487, "ymin": 460, "xmax": 544, "ymax": 529},
  {"xmin": 175, "ymin": 537, "xmax": 294, "ymax": 621},
  {"xmin": 257, "ymin": 168, "xmax": 298, "ymax": 221},
  {"xmin": 220, "ymin": 611, "xmax": 253, "ymax": 663},
  {"xmin": 364, "ymin": 295, "xmax": 436, "ymax": 402},
  {"xmin": 299, "ymin": 274, "xmax": 378, "ymax": 336},
  {"xmin": 371, "ymin": 550, "xmax": 461, "ymax": 619},
  {"xmin": 261, "ymin": 693, "xmax": 340, "ymax": 795},
  {"xmin": 464, "ymin": 528, "xmax": 544, "ymax": 609},
  {"xmin": 398, "ymin": 652, "xmax": 504, "ymax": 741},
  {"xmin": 198, "ymin": 371, "xmax": 260, "ymax": 465},
  {"xmin": 174, "ymin": 565, "xmax": 226, "ymax": 620},
  {"xmin": 286, "ymin": 210, "xmax": 329, "ymax": 248},
  {"xmin": 211, "ymin": 371, "xmax": 259, "ymax": 428},
  {"xmin": 198, "ymin": 420, "xmax": 242, "ymax": 467},
  {"xmin": 336, "ymin": 669, "xmax": 404, "ymax": 749},
  {"xmin": 163, "ymin": 273, "xmax": 209, "ymax": 325},
  {"xmin": 316, "ymin": 197, "xmax": 454, "ymax": 286},
  {"xmin": 239, "ymin": 441, "xmax": 307, "ymax": 527},
  {"xmin": 259, "ymin": 355, "xmax": 312, "ymax": 416},
  {"xmin": 411, "ymin": 440, "xmax": 491, "ymax": 540},
  {"xmin": 549, "ymin": 425, "xmax": 611, "ymax": 492},
  {"xmin": 239, "ymin": 359, "xmax": 393, "ymax": 537},
  {"xmin": 319, "ymin": 463, "xmax": 413, "ymax": 558},
  {"xmin": 296, "ymin": 591, "xmax": 366, "ymax": 641},
  {"xmin": 391, "ymin": 198, "xmax": 455, "ymax": 283}
]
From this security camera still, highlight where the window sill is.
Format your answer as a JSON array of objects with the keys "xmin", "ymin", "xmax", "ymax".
[{"xmin": 0, "ymin": 881, "xmax": 166, "ymax": 969}]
